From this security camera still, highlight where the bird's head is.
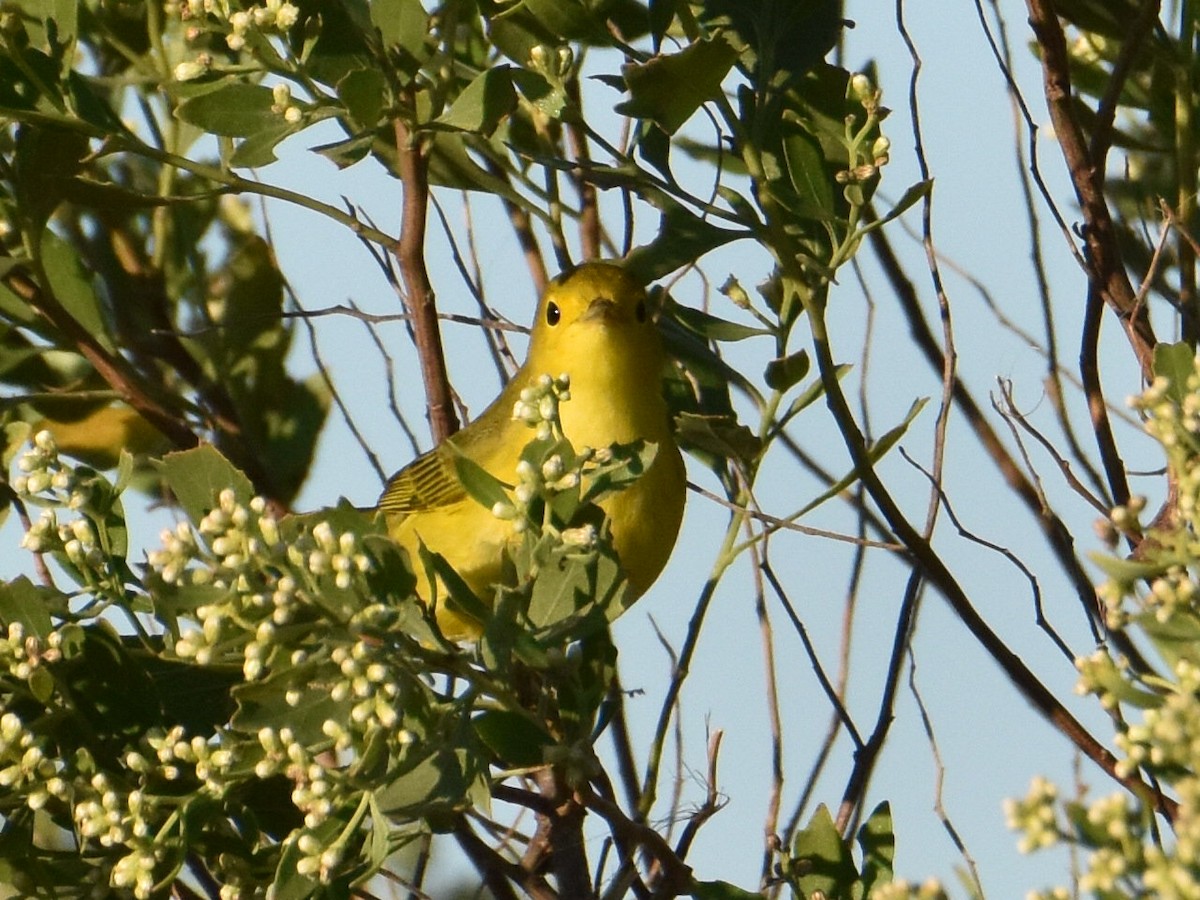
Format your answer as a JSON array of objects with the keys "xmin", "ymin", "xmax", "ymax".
[{"xmin": 529, "ymin": 262, "xmax": 655, "ymax": 347}]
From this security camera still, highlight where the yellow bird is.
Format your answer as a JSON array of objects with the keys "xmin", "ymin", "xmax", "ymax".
[{"xmin": 379, "ymin": 262, "xmax": 686, "ymax": 638}]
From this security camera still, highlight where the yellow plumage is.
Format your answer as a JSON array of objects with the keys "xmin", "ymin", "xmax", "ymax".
[{"xmin": 379, "ymin": 262, "xmax": 686, "ymax": 638}]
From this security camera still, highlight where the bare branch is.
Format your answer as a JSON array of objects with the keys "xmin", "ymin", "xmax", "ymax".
[{"xmin": 392, "ymin": 110, "xmax": 460, "ymax": 442}]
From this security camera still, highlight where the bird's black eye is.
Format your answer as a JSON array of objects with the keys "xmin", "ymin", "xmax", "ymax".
[
  {"xmin": 546, "ymin": 301, "xmax": 561, "ymax": 326},
  {"xmin": 636, "ymin": 299, "xmax": 647, "ymax": 323}
]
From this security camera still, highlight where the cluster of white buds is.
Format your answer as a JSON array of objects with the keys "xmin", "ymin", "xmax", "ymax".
[
  {"xmin": 295, "ymin": 829, "xmax": 342, "ymax": 881},
  {"xmin": 492, "ymin": 451, "xmax": 584, "ymax": 532},
  {"xmin": 251, "ymin": 726, "xmax": 334, "ymax": 830},
  {"xmin": 0, "ymin": 712, "xmax": 67, "ymax": 810},
  {"xmin": 328, "ymin": 640, "xmax": 403, "ymax": 731},
  {"xmin": 12, "ymin": 430, "xmax": 74, "ymax": 497},
  {"xmin": 512, "ymin": 373, "xmax": 571, "ymax": 441},
  {"xmin": 304, "ymin": 521, "xmax": 371, "ymax": 590},
  {"xmin": 0, "ymin": 622, "xmax": 64, "ymax": 683},
  {"xmin": 173, "ymin": 0, "xmax": 300, "ymax": 77},
  {"xmin": 153, "ymin": 489, "xmax": 371, "ymax": 679},
  {"xmin": 271, "ymin": 82, "xmax": 304, "ymax": 123},
  {"xmin": 1003, "ymin": 775, "xmax": 1062, "ymax": 854},
  {"xmin": 145, "ymin": 726, "xmax": 237, "ymax": 796}
]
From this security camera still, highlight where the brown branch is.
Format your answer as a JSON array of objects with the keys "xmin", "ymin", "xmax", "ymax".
[
  {"xmin": 589, "ymin": 768, "xmax": 651, "ymax": 900},
  {"xmin": 533, "ymin": 767, "xmax": 593, "ymax": 899},
  {"xmin": 1025, "ymin": 0, "xmax": 1157, "ymax": 377},
  {"xmin": 6, "ymin": 268, "xmax": 200, "ymax": 453},
  {"xmin": 452, "ymin": 817, "xmax": 548, "ymax": 900},
  {"xmin": 393, "ymin": 110, "xmax": 459, "ymax": 442},
  {"xmin": 578, "ymin": 783, "xmax": 695, "ymax": 897}
]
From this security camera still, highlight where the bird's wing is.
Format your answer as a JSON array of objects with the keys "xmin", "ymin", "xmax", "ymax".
[{"xmin": 378, "ymin": 446, "xmax": 468, "ymax": 517}]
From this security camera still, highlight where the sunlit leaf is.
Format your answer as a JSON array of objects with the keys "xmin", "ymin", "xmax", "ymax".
[
  {"xmin": 158, "ymin": 445, "xmax": 255, "ymax": 525},
  {"xmin": 436, "ymin": 66, "xmax": 518, "ymax": 135},
  {"xmin": 1152, "ymin": 341, "xmax": 1195, "ymax": 408},
  {"xmin": 790, "ymin": 804, "xmax": 857, "ymax": 897},
  {"xmin": 616, "ymin": 36, "xmax": 739, "ymax": 134},
  {"xmin": 176, "ymin": 83, "xmax": 281, "ymax": 137}
]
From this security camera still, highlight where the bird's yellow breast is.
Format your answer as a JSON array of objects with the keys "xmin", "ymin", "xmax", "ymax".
[{"xmin": 382, "ymin": 261, "xmax": 686, "ymax": 638}]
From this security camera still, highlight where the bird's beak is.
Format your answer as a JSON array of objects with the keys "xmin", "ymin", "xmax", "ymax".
[{"xmin": 582, "ymin": 297, "xmax": 620, "ymax": 322}]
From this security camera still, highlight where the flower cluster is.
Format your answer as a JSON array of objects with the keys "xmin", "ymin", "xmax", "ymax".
[
  {"xmin": 14, "ymin": 432, "xmax": 121, "ymax": 589},
  {"xmin": 0, "ymin": 712, "xmax": 67, "ymax": 809},
  {"xmin": 11, "ymin": 430, "xmax": 82, "ymax": 503},
  {"xmin": 328, "ymin": 640, "xmax": 404, "ymax": 732},
  {"xmin": 0, "ymin": 621, "xmax": 63, "ymax": 683},
  {"xmin": 172, "ymin": 0, "xmax": 301, "ymax": 80},
  {"xmin": 1003, "ymin": 776, "xmax": 1062, "ymax": 854},
  {"xmin": 836, "ymin": 73, "xmax": 889, "ymax": 185},
  {"xmin": 156, "ymin": 489, "xmax": 372, "ymax": 680},
  {"xmin": 271, "ymin": 82, "xmax": 304, "ymax": 124},
  {"xmin": 512, "ymin": 373, "xmax": 572, "ymax": 440}
]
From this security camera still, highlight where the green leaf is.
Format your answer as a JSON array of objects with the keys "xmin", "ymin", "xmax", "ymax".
[
  {"xmin": 14, "ymin": 124, "xmax": 88, "ymax": 236},
  {"xmin": 233, "ymin": 675, "xmax": 352, "ymax": 745},
  {"xmin": 697, "ymin": 0, "xmax": 843, "ymax": 85},
  {"xmin": 791, "ymin": 804, "xmax": 857, "ymax": 897},
  {"xmin": 616, "ymin": 36, "xmax": 740, "ymax": 134},
  {"xmin": 1138, "ymin": 609, "xmax": 1200, "ymax": 673},
  {"xmin": 1086, "ymin": 552, "xmax": 1164, "ymax": 584},
  {"xmin": 778, "ymin": 363, "xmax": 851, "ymax": 426},
  {"xmin": 338, "ymin": 67, "xmax": 387, "ymax": 128},
  {"xmin": 625, "ymin": 198, "xmax": 748, "ymax": 283},
  {"xmin": 519, "ymin": 0, "xmax": 610, "ymax": 42},
  {"xmin": 783, "ymin": 128, "xmax": 836, "ymax": 217},
  {"xmin": 40, "ymin": 229, "xmax": 113, "ymax": 352},
  {"xmin": 857, "ymin": 802, "xmax": 895, "ymax": 896},
  {"xmin": 370, "ymin": 0, "xmax": 429, "ymax": 58},
  {"xmin": 229, "ymin": 123, "xmax": 295, "ymax": 168},
  {"xmin": 511, "ymin": 68, "xmax": 568, "ymax": 119},
  {"xmin": 669, "ymin": 303, "xmax": 768, "ymax": 342},
  {"xmin": 526, "ymin": 544, "xmax": 594, "ymax": 628},
  {"xmin": 420, "ymin": 543, "xmax": 491, "ymax": 632},
  {"xmin": 1153, "ymin": 340, "xmax": 1195, "ymax": 408},
  {"xmin": 33, "ymin": 0, "xmax": 78, "ymax": 46},
  {"xmin": 649, "ymin": 0, "xmax": 678, "ymax": 50},
  {"xmin": 674, "ymin": 413, "xmax": 762, "ymax": 468},
  {"xmin": 452, "ymin": 452, "xmax": 512, "ymax": 513},
  {"xmin": 158, "ymin": 444, "xmax": 255, "ymax": 526},
  {"xmin": 0, "ymin": 576, "xmax": 69, "ymax": 639},
  {"xmin": 474, "ymin": 710, "xmax": 552, "ymax": 767},
  {"xmin": 798, "ymin": 397, "xmax": 928, "ymax": 516},
  {"xmin": 436, "ymin": 66, "xmax": 518, "ymax": 135},
  {"xmin": 855, "ymin": 180, "xmax": 933, "ymax": 239},
  {"xmin": 66, "ymin": 72, "xmax": 128, "ymax": 134},
  {"xmin": 764, "ymin": 349, "xmax": 810, "ymax": 391},
  {"xmin": 375, "ymin": 747, "xmax": 480, "ymax": 817},
  {"xmin": 259, "ymin": 374, "xmax": 329, "ymax": 506},
  {"xmin": 176, "ymin": 82, "xmax": 281, "ymax": 137},
  {"xmin": 312, "ymin": 132, "xmax": 376, "ymax": 169}
]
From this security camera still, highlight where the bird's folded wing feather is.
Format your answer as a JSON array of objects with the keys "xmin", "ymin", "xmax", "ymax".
[{"xmin": 378, "ymin": 447, "xmax": 468, "ymax": 517}]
